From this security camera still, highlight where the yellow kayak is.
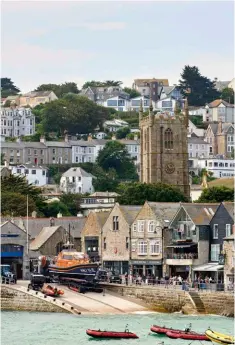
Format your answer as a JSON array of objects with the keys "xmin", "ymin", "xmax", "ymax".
[{"xmin": 205, "ymin": 329, "xmax": 235, "ymax": 344}]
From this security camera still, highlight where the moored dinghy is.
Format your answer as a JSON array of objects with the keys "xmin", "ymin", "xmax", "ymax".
[
  {"xmin": 86, "ymin": 325, "xmax": 138, "ymax": 339},
  {"xmin": 205, "ymin": 329, "xmax": 235, "ymax": 344}
]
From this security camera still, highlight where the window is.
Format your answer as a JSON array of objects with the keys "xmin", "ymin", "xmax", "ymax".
[
  {"xmin": 126, "ymin": 237, "xmax": 129, "ymax": 250},
  {"xmin": 72, "ymin": 177, "xmax": 75, "ymax": 183},
  {"xmin": 138, "ymin": 241, "xmax": 147, "ymax": 255},
  {"xmin": 138, "ymin": 220, "xmax": 145, "ymax": 232},
  {"xmin": 148, "ymin": 221, "xmax": 155, "ymax": 232},
  {"xmin": 32, "ymin": 170, "xmax": 36, "ymax": 174},
  {"xmin": 209, "ymin": 147, "xmax": 213, "ymax": 153},
  {"xmin": 133, "ymin": 223, "xmax": 137, "ymax": 232},
  {"xmin": 10, "ymin": 150, "xmax": 14, "ymax": 156},
  {"xmin": 34, "ymin": 150, "xmax": 37, "ymax": 155},
  {"xmin": 40, "ymin": 159, "xmax": 43, "ymax": 164},
  {"xmin": 42, "ymin": 171, "xmax": 45, "ymax": 176},
  {"xmin": 52, "ymin": 149, "xmax": 56, "ymax": 154},
  {"xmin": 150, "ymin": 240, "xmax": 160, "ymax": 255},
  {"xmin": 214, "ymin": 162, "xmax": 218, "ymax": 167},
  {"xmin": 78, "ymin": 176, "xmax": 81, "ymax": 181},
  {"xmin": 104, "ymin": 237, "xmax": 106, "ymax": 250},
  {"xmin": 213, "ymin": 224, "xmax": 218, "ymax": 239},
  {"xmin": 16, "ymin": 169, "xmax": 21, "ymax": 173},
  {"xmin": 226, "ymin": 224, "xmax": 231, "ymax": 237},
  {"xmin": 75, "ymin": 157, "xmax": 79, "ymax": 163},
  {"xmin": 107, "ymin": 100, "xmax": 117, "ymax": 107},
  {"xmin": 88, "ymin": 148, "xmax": 92, "ymax": 153},
  {"xmin": 40, "ymin": 150, "xmax": 44, "ymax": 155},
  {"xmin": 162, "ymin": 101, "xmax": 172, "ymax": 108},
  {"xmin": 28, "ymin": 149, "xmax": 31, "ymax": 155},
  {"xmin": 211, "ymin": 244, "xmax": 220, "ymax": 261},
  {"xmin": 189, "ymin": 144, "xmax": 192, "ymax": 149},
  {"xmin": 164, "ymin": 128, "xmax": 173, "ymax": 150},
  {"xmin": 113, "ymin": 216, "xmax": 119, "ymax": 231},
  {"xmin": 209, "ymin": 162, "xmax": 213, "ymax": 167}
]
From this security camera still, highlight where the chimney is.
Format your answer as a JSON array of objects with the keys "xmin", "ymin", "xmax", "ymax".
[
  {"xmin": 40, "ymin": 135, "xmax": 46, "ymax": 144},
  {"xmin": 50, "ymin": 217, "xmax": 55, "ymax": 226},
  {"xmin": 87, "ymin": 134, "xmax": 92, "ymax": 142},
  {"xmin": 218, "ymin": 118, "xmax": 223, "ymax": 134},
  {"xmin": 134, "ymin": 134, "xmax": 138, "ymax": 141},
  {"xmin": 57, "ymin": 212, "xmax": 62, "ymax": 218},
  {"xmin": 4, "ymin": 160, "xmax": 9, "ymax": 168},
  {"xmin": 112, "ymin": 135, "xmax": 116, "ymax": 140}
]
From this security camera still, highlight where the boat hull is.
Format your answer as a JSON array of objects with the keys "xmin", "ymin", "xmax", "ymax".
[
  {"xmin": 86, "ymin": 329, "xmax": 138, "ymax": 339},
  {"xmin": 166, "ymin": 330, "xmax": 210, "ymax": 341},
  {"xmin": 48, "ymin": 263, "xmax": 99, "ymax": 279},
  {"xmin": 205, "ymin": 330, "xmax": 235, "ymax": 344},
  {"xmin": 150, "ymin": 325, "xmax": 182, "ymax": 334}
]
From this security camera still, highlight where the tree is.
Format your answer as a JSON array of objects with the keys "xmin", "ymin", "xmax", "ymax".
[
  {"xmin": 96, "ymin": 141, "xmax": 138, "ymax": 180},
  {"xmin": 1, "ymin": 78, "xmax": 20, "ymax": 97},
  {"xmin": 1, "ymin": 192, "xmax": 36, "ymax": 216},
  {"xmin": 1, "ymin": 153, "xmax": 5, "ymax": 165},
  {"xmin": 179, "ymin": 66, "xmax": 220, "ymax": 106},
  {"xmin": 196, "ymin": 186, "xmax": 234, "ymax": 203},
  {"xmin": 123, "ymin": 87, "xmax": 141, "ymax": 98},
  {"xmin": 221, "ymin": 87, "xmax": 234, "ymax": 104},
  {"xmin": 92, "ymin": 166, "xmax": 119, "ymax": 192},
  {"xmin": 115, "ymin": 127, "xmax": 130, "ymax": 139},
  {"xmin": 35, "ymin": 82, "xmax": 79, "ymax": 98},
  {"xmin": 59, "ymin": 193, "xmax": 82, "ymax": 216},
  {"xmin": 82, "ymin": 80, "xmax": 122, "ymax": 89},
  {"xmin": 117, "ymin": 182, "xmax": 188, "ymax": 205},
  {"xmin": 43, "ymin": 201, "xmax": 71, "ymax": 217},
  {"xmin": 41, "ymin": 95, "xmax": 109, "ymax": 135}
]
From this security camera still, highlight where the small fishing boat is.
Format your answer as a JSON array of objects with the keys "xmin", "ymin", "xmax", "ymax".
[
  {"xmin": 205, "ymin": 329, "xmax": 235, "ymax": 344},
  {"xmin": 86, "ymin": 326, "xmax": 138, "ymax": 339},
  {"xmin": 150, "ymin": 325, "xmax": 183, "ymax": 334},
  {"xmin": 166, "ymin": 330, "xmax": 210, "ymax": 341},
  {"xmin": 41, "ymin": 284, "xmax": 64, "ymax": 297}
]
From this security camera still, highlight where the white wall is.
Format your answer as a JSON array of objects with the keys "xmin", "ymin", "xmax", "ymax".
[
  {"xmin": 60, "ymin": 175, "xmax": 94, "ymax": 194},
  {"xmin": 11, "ymin": 166, "xmax": 48, "ymax": 186}
]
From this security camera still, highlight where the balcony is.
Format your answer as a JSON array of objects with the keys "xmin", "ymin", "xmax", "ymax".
[{"xmin": 165, "ymin": 252, "xmax": 197, "ymax": 266}]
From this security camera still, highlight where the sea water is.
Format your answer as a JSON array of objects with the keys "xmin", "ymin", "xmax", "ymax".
[{"xmin": 1, "ymin": 311, "xmax": 234, "ymax": 345}]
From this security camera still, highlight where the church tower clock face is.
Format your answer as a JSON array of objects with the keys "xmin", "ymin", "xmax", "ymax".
[{"xmin": 165, "ymin": 162, "xmax": 175, "ymax": 174}]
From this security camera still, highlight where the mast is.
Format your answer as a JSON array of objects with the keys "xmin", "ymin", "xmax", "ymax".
[{"xmin": 26, "ymin": 194, "xmax": 29, "ymax": 255}]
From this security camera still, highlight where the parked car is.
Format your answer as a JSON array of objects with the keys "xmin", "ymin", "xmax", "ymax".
[
  {"xmin": 0, "ymin": 264, "xmax": 17, "ymax": 284},
  {"xmin": 28, "ymin": 274, "xmax": 45, "ymax": 291},
  {"xmin": 110, "ymin": 272, "xmax": 122, "ymax": 284}
]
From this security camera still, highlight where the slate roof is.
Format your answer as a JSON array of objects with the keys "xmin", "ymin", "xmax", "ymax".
[
  {"xmin": 147, "ymin": 202, "xmax": 180, "ymax": 226},
  {"xmin": 0, "ymin": 217, "xmax": 87, "ymax": 239},
  {"xmin": 70, "ymin": 140, "xmax": 95, "ymax": 147},
  {"xmin": 208, "ymin": 123, "xmax": 233, "ymax": 135},
  {"xmin": 30, "ymin": 226, "xmax": 62, "ymax": 250},
  {"xmin": 208, "ymin": 99, "xmax": 234, "ymax": 108},
  {"xmin": 23, "ymin": 91, "xmax": 54, "ymax": 97},
  {"xmin": 120, "ymin": 205, "xmax": 142, "ymax": 225},
  {"xmin": 181, "ymin": 203, "xmax": 219, "ymax": 225},
  {"xmin": 96, "ymin": 211, "xmax": 110, "ymax": 228},
  {"xmin": 45, "ymin": 141, "xmax": 71, "ymax": 148},
  {"xmin": 62, "ymin": 167, "xmax": 95, "ymax": 178},
  {"xmin": 90, "ymin": 192, "xmax": 120, "ymax": 197},
  {"xmin": 118, "ymin": 139, "xmax": 140, "ymax": 145},
  {"xmin": 222, "ymin": 202, "xmax": 234, "ymax": 220},
  {"xmin": 162, "ymin": 86, "xmax": 175, "ymax": 95},
  {"xmin": 134, "ymin": 79, "xmax": 169, "ymax": 86},
  {"xmin": 16, "ymin": 163, "xmax": 48, "ymax": 170},
  {"xmin": 188, "ymin": 137, "xmax": 209, "ymax": 145}
]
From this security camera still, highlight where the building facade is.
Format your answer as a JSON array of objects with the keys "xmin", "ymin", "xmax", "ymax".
[
  {"xmin": 1, "ymin": 107, "xmax": 35, "ymax": 137},
  {"xmin": 11, "ymin": 164, "xmax": 49, "ymax": 186},
  {"xmin": 206, "ymin": 99, "xmax": 234, "ymax": 123},
  {"xmin": 198, "ymin": 158, "xmax": 235, "ymax": 178},
  {"xmin": 188, "ymin": 136, "xmax": 210, "ymax": 159},
  {"xmin": 19, "ymin": 91, "xmax": 58, "ymax": 107},
  {"xmin": 60, "ymin": 167, "xmax": 95, "ymax": 194},
  {"xmin": 204, "ymin": 122, "xmax": 234, "ymax": 158},
  {"xmin": 139, "ymin": 101, "xmax": 190, "ymax": 198}
]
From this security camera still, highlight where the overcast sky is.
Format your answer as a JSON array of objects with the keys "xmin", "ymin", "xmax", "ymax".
[{"xmin": 2, "ymin": 0, "xmax": 234, "ymax": 92}]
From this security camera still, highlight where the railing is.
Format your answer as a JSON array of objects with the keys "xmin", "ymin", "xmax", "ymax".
[{"xmin": 166, "ymin": 253, "xmax": 198, "ymax": 259}]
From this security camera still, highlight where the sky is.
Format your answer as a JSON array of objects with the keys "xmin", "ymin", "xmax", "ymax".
[{"xmin": 1, "ymin": 0, "xmax": 234, "ymax": 93}]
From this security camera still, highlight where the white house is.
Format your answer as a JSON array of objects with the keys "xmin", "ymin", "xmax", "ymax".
[
  {"xmin": 11, "ymin": 164, "xmax": 48, "ymax": 186},
  {"xmin": 198, "ymin": 158, "xmax": 235, "ymax": 178},
  {"xmin": 205, "ymin": 99, "xmax": 234, "ymax": 123},
  {"xmin": 188, "ymin": 136, "xmax": 210, "ymax": 159},
  {"xmin": 188, "ymin": 120, "xmax": 205, "ymax": 137},
  {"xmin": 0, "ymin": 107, "xmax": 35, "ymax": 137},
  {"xmin": 103, "ymin": 119, "xmax": 129, "ymax": 132},
  {"xmin": 189, "ymin": 107, "xmax": 207, "ymax": 118},
  {"xmin": 104, "ymin": 96, "xmax": 130, "ymax": 111},
  {"xmin": 156, "ymin": 96, "xmax": 182, "ymax": 112},
  {"xmin": 80, "ymin": 192, "xmax": 120, "ymax": 216},
  {"xmin": 129, "ymin": 96, "xmax": 150, "ymax": 112},
  {"xmin": 60, "ymin": 167, "xmax": 95, "ymax": 194}
]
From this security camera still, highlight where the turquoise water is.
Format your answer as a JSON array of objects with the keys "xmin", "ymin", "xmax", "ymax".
[{"xmin": 1, "ymin": 311, "xmax": 234, "ymax": 345}]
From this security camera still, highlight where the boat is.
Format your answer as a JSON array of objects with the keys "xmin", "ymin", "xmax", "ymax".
[
  {"xmin": 41, "ymin": 283, "xmax": 64, "ymax": 297},
  {"xmin": 150, "ymin": 325, "xmax": 183, "ymax": 334},
  {"xmin": 47, "ymin": 243, "xmax": 100, "ymax": 279},
  {"xmin": 166, "ymin": 330, "xmax": 210, "ymax": 341},
  {"xmin": 86, "ymin": 327, "xmax": 139, "ymax": 339},
  {"xmin": 205, "ymin": 329, "xmax": 235, "ymax": 344}
]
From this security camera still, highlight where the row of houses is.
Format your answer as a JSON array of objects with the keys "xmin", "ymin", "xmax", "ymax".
[
  {"xmin": 1, "ymin": 202, "xmax": 234, "ymax": 290},
  {"xmin": 1, "ymin": 107, "xmax": 36, "ymax": 137}
]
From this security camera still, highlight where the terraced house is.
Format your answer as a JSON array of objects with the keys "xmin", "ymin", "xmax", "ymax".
[{"xmin": 130, "ymin": 202, "xmax": 179, "ymax": 278}]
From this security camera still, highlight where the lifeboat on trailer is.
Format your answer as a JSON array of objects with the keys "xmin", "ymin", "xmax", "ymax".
[{"xmin": 86, "ymin": 329, "xmax": 139, "ymax": 339}]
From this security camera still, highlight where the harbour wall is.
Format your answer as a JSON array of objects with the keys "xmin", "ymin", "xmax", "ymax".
[
  {"xmin": 1, "ymin": 285, "xmax": 72, "ymax": 313},
  {"xmin": 102, "ymin": 284, "xmax": 234, "ymax": 317}
]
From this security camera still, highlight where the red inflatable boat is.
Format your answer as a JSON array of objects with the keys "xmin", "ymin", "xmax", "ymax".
[
  {"xmin": 150, "ymin": 325, "xmax": 182, "ymax": 334},
  {"xmin": 86, "ymin": 329, "xmax": 139, "ymax": 339},
  {"xmin": 166, "ymin": 330, "xmax": 210, "ymax": 341}
]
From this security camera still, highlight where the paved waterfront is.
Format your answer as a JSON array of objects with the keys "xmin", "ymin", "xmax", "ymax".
[{"xmin": 16, "ymin": 280, "xmax": 148, "ymax": 314}]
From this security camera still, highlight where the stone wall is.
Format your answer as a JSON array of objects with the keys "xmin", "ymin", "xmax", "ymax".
[
  {"xmin": 1, "ymin": 286, "xmax": 69, "ymax": 313},
  {"xmin": 103, "ymin": 284, "xmax": 234, "ymax": 317}
]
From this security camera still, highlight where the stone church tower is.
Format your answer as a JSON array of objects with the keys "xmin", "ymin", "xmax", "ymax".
[{"xmin": 139, "ymin": 100, "xmax": 190, "ymax": 198}]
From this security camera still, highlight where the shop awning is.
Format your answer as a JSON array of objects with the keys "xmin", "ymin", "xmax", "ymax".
[
  {"xmin": 193, "ymin": 263, "xmax": 224, "ymax": 272},
  {"xmin": 167, "ymin": 244, "xmax": 196, "ymax": 248}
]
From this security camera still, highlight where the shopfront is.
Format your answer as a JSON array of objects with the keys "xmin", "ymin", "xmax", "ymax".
[
  {"xmin": 168, "ymin": 265, "xmax": 191, "ymax": 279},
  {"xmin": 130, "ymin": 260, "xmax": 162, "ymax": 278},
  {"xmin": 103, "ymin": 261, "xmax": 129, "ymax": 275}
]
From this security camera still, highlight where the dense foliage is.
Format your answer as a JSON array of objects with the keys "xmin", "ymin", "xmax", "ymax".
[
  {"xmin": 196, "ymin": 186, "xmax": 234, "ymax": 203},
  {"xmin": 82, "ymin": 80, "xmax": 122, "ymax": 89},
  {"xmin": 117, "ymin": 182, "xmax": 188, "ymax": 205},
  {"xmin": 115, "ymin": 127, "xmax": 131, "ymax": 139},
  {"xmin": 1, "ymin": 78, "xmax": 20, "ymax": 98},
  {"xmin": 221, "ymin": 87, "xmax": 234, "ymax": 104},
  {"xmin": 123, "ymin": 87, "xmax": 141, "ymax": 98},
  {"xmin": 179, "ymin": 65, "xmax": 220, "ymax": 106}
]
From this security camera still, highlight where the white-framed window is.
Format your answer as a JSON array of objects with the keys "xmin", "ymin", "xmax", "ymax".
[
  {"xmin": 226, "ymin": 224, "xmax": 231, "ymax": 237},
  {"xmin": 211, "ymin": 244, "xmax": 220, "ymax": 261},
  {"xmin": 133, "ymin": 223, "xmax": 137, "ymax": 232},
  {"xmin": 148, "ymin": 221, "xmax": 155, "ymax": 232},
  {"xmin": 213, "ymin": 224, "xmax": 218, "ymax": 239},
  {"xmin": 137, "ymin": 220, "xmax": 145, "ymax": 232},
  {"xmin": 113, "ymin": 216, "xmax": 119, "ymax": 231},
  {"xmin": 150, "ymin": 240, "xmax": 160, "ymax": 255},
  {"xmin": 138, "ymin": 240, "xmax": 147, "ymax": 255}
]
